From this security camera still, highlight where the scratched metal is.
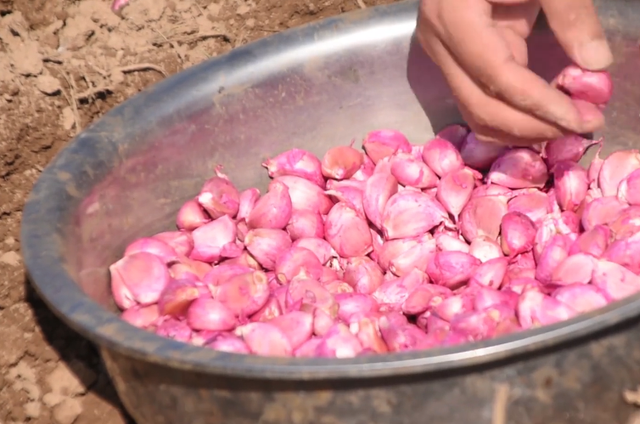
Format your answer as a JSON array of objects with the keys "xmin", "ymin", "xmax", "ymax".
[{"xmin": 20, "ymin": 0, "xmax": 640, "ymax": 423}]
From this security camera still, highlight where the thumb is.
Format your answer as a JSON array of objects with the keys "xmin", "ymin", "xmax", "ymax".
[{"xmin": 539, "ymin": 0, "xmax": 613, "ymax": 70}]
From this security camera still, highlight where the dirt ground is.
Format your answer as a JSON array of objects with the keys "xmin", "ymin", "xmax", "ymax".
[{"xmin": 0, "ymin": 0, "xmax": 399, "ymax": 422}]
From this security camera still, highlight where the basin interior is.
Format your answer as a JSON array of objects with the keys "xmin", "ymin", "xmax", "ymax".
[{"xmin": 23, "ymin": 0, "xmax": 640, "ymax": 374}]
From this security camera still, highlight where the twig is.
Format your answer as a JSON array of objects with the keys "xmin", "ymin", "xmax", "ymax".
[
  {"xmin": 355, "ymin": 0, "xmax": 367, "ymax": 8},
  {"xmin": 152, "ymin": 27, "xmax": 185, "ymax": 65},
  {"xmin": 57, "ymin": 71, "xmax": 81, "ymax": 134},
  {"xmin": 115, "ymin": 63, "xmax": 168, "ymax": 77},
  {"xmin": 193, "ymin": 1, "xmax": 205, "ymax": 16},
  {"xmin": 75, "ymin": 85, "xmax": 114, "ymax": 101},
  {"xmin": 492, "ymin": 384, "xmax": 510, "ymax": 424}
]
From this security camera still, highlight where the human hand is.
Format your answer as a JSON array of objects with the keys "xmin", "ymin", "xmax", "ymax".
[{"xmin": 415, "ymin": 0, "xmax": 613, "ymax": 146}]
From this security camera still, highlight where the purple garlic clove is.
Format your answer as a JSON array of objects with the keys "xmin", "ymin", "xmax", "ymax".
[
  {"xmin": 507, "ymin": 190, "xmax": 550, "ymax": 225},
  {"xmin": 250, "ymin": 296, "xmax": 283, "ymax": 322},
  {"xmin": 124, "ymin": 237, "xmax": 179, "ymax": 265},
  {"xmin": 422, "ymin": 137, "xmax": 465, "ymax": 177},
  {"xmin": 487, "ymin": 148, "xmax": 548, "ymax": 189},
  {"xmin": 618, "ymin": 168, "xmax": 640, "ymax": 206},
  {"xmin": 552, "ymin": 284, "xmax": 608, "ymax": 313},
  {"xmin": 236, "ymin": 188, "xmax": 261, "ymax": 221},
  {"xmin": 389, "ymin": 235, "xmax": 437, "ymax": 276},
  {"xmin": 402, "ymin": 284, "xmax": 452, "ymax": 315},
  {"xmin": 378, "ymin": 317, "xmax": 434, "ymax": 352},
  {"xmin": 190, "ymin": 215, "xmax": 239, "ymax": 263},
  {"xmin": 555, "ymin": 65, "xmax": 613, "ymax": 106},
  {"xmin": 382, "ymin": 191, "xmax": 448, "ymax": 240},
  {"xmin": 156, "ymin": 318, "xmax": 192, "ymax": 342},
  {"xmin": 581, "ymin": 196, "xmax": 627, "ymax": 231},
  {"xmin": 436, "ymin": 167, "xmax": 477, "ymax": 221},
  {"xmin": 553, "ymin": 161, "xmax": 589, "ymax": 212},
  {"xmin": 426, "ymin": 251, "xmax": 481, "ymax": 290},
  {"xmin": 286, "ymin": 278, "xmax": 337, "ymax": 317},
  {"xmin": 120, "ymin": 304, "xmax": 160, "ymax": 329},
  {"xmin": 591, "ymin": 259, "xmax": 640, "ymax": 301},
  {"xmin": 275, "ymin": 246, "xmax": 324, "ymax": 283},
  {"xmin": 325, "ymin": 186, "xmax": 365, "ymax": 218},
  {"xmin": 569, "ymin": 225, "xmax": 611, "ymax": 257},
  {"xmin": 500, "ymin": 211, "xmax": 536, "ymax": 257},
  {"xmin": 236, "ymin": 322, "xmax": 293, "ymax": 357},
  {"xmin": 244, "ymin": 228, "xmax": 292, "ymax": 270},
  {"xmin": 517, "ymin": 291, "xmax": 578, "ymax": 329},
  {"xmin": 535, "ymin": 235, "xmax": 571, "ymax": 284},
  {"xmin": 352, "ymin": 317, "xmax": 389, "ymax": 354},
  {"xmin": 609, "ymin": 206, "xmax": 640, "ymax": 240},
  {"xmin": 110, "ymin": 252, "xmax": 170, "ymax": 308},
  {"xmin": 292, "ymin": 237, "xmax": 337, "ymax": 265},
  {"xmin": 459, "ymin": 194, "xmax": 509, "ymax": 242},
  {"xmin": 336, "ymin": 293, "xmax": 380, "ymax": 323},
  {"xmin": 270, "ymin": 176, "xmax": 333, "ymax": 214},
  {"xmin": 352, "ymin": 154, "xmax": 376, "ymax": 181},
  {"xmin": 210, "ymin": 270, "xmax": 270, "ymax": 317},
  {"xmin": 598, "ymin": 150, "xmax": 640, "ymax": 197},
  {"xmin": 390, "ymin": 153, "xmax": 439, "ymax": 189},
  {"xmin": 262, "ymin": 148, "xmax": 325, "ymax": 188},
  {"xmin": 269, "ymin": 311, "xmax": 314, "ymax": 350},
  {"xmin": 187, "ymin": 298, "xmax": 238, "ymax": 331},
  {"xmin": 362, "ymin": 129, "xmax": 412, "ymax": 164},
  {"xmin": 285, "ymin": 209, "xmax": 324, "ymax": 240},
  {"xmin": 469, "ymin": 236, "xmax": 504, "ymax": 263},
  {"xmin": 343, "ymin": 256, "xmax": 384, "ymax": 295},
  {"xmin": 158, "ymin": 278, "xmax": 202, "ymax": 317},
  {"xmin": 321, "ymin": 145, "xmax": 365, "ymax": 180},
  {"xmin": 459, "ymin": 132, "xmax": 508, "ymax": 171},
  {"xmin": 176, "ymin": 198, "xmax": 211, "ymax": 231},
  {"xmin": 468, "ymin": 257, "xmax": 509, "ymax": 289},
  {"xmin": 247, "ymin": 181, "xmax": 293, "ymax": 230},
  {"xmin": 315, "ymin": 323, "xmax": 363, "ymax": 358},
  {"xmin": 551, "ymin": 253, "xmax": 596, "ymax": 286},
  {"xmin": 324, "ymin": 202, "xmax": 373, "ymax": 258},
  {"xmin": 372, "ymin": 269, "xmax": 428, "ymax": 310},
  {"xmin": 205, "ymin": 333, "xmax": 251, "ymax": 354},
  {"xmin": 543, "ymin": 134, "xmax": 598, "ymax": 169},
  {"xmin": 436, "ymin": 124, "xmax": 470, "ymax": 150},
  {"xmin": 363, "ymin": 171, "xmax": 398, "ymax": 230},
  {"xmin": 602, "ymin": 234, "xmax": 640, "ymax": 274},
  {"xmin": 435, "ymin": 233, "xmax": 470, "ymax": 253},
  {"xmin": 197, "ymin": 168, "xmax": 240, "ymax": 219},
  {"xmin": 153, "ymin": 231, "xmax": 194, "ymax": 257},
  {"xmin": 377, "ymin": 237, "xmax": 419, "ymax": 272},
  {"xmin": 294, "ymin": 338, "xmax": 324, "ymax": 357}
]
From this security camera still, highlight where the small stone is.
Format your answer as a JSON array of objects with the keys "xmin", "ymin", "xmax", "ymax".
[
  {"xmin": 236, "ymin": 4, "xmax": 250, "ymax": 14},
  {"xmin": 5, "ymin": 236, "xmax": 16, "ymax": 245},
  {"xmin": 35, "ymin": 74, "xmax": 62, "ymax": 95},
  {"xmin": 0, "ymin": 320, "xmax": 25, "ymax": 367},
  {"xmin": 246, "ymin": 18, "xmax": 255, "ymax": 28},
  {"xmin": 61, "ymin": 107, "xmax": 75, "ymax": 130},
  {"xmin": 43, "ymin": 392, "xmax": 66, "ymax": 408},
  {"xmin": 24, "ymin": 401, "xmax": 42, "ymax": 419},
  {"xmin": 47, "ymin": 361, "xmax": 97, "ymax": 397},
  {"xmin": 0, "ymin": 251, "xmax": 21, "ymax": 266},
  {"xmin": 52, "ymin": 397, "xmax": 83, "ymax": 424}
]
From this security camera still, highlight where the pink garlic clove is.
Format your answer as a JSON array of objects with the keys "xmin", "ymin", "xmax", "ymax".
[
  {"xmin": 110, "ymin": 252, "xmax": 170, "ymax": 307},
  {"xmin": 569, "ymin": 225, "xmax": 611, "ymax": 257},
  {"xmin": 294, "ymin": 338, "xmax": 324, "ymax": 357},
  {"xmin": 560, "ymin": 211, "xmax": 581, "ymax": 234},
  {"xmin": 422, "ymin": 137, "xmax": 465, "ymax": 178},
  {"xmin": 203, "ymin": 264, "xmax": 254, "ymax": 288},
  {"xmin": 468, "ymin": 257, "xmax": 509, "ymax": 289},
  {"xmin": 170, "ymin": 257, "xmax": 212, "ymax": 280},
  {"xmin": 487, "ymin": 148, "xmax": 548, "ymax": 189},
  {"xmin": 618, "ymin": 169, "xmax": 640, "ymax": 206},
  {"xmin": 535, "ymin": 235, "xmax": 571, "ymax": 284},
  {"xmin": 315, "ymin": 323, "xmax": 364, "ymax": 358},
  {"xmin": 598, "ymin": 150, "xmax": 640, "ymax": 197},
  {"xmin": 470, "ymin": 184, "xmax": 512, "ymax": 199},
  {"xmin": 609, "ymin": 206, "xmax": 640, "ymax": 240},
  {"xmin": 378, "ymin": 317, "xmax": 434, "ymax": 352},
  {"xmin": 473, "ymin": 286, "xmax": 518, "ymax": 310},
  {"xmin": 205, "ymin": 333, "xmax": 251, "ymax": 354},
  {"xmin": 389, "ymin": 236, "xmax": 437, "ymax": 276},
  {"xmin": 390, "ymin": 153, "xmax": 439, "ymax": 188},
  {"xmin": 592, "ymin": 259, "xmax": 640, "ymax": 301},
  {"xmin": 336, "ymin": 293, "xmax": 379, "ymax": 323},
  {"xmin": 363, "ymin": 171, "xmax": 398, "ymax": 230},
  {"xmin": 269, "ymin": 311, "xmax": 314, "ymax": 350},
  {"xmin": 319, "ymin": 267, "xmax": 343, "ymax": 285},
  {"xmin": 432, "ymin": 293, "xmax": 474, "ymax": 323},
  {"xmin": 588, "ymin": 142, "xmax": 605, "ymax": 187},
  {"xmin": 247, "ymin": 181, "xmax": 292, "ymax": 230},
  {"xmin": 155, "ymin": 318, "xmax": 192, "ymax": 342},
  {"xmin": 373, "ymin": 156, "xmax": 394, "ymax": 175},
  {"xmin": 325, "ymin": 186, "xmax": 365, "ymax": 218},
  {"xmin": 436, "ymin": 124, "xmax": 470, "ymax": 150},
  {"xmin": 236, "ymin": 220, "xmax": 249, "ymax": 242},
  {"xmin": 459, "ymin": 132, "xmax": 508, "ymax": 171},
  {"xmin": 500, "ymin": 211, "xmax": 536, "ymax": 257},
  {"xmin": 449, "ymin": 311, "xmax": 498, "ymax": 341},
  {"xmin": 210, "ymin": 270, "xmax": 270, "ymax": 317},
  {"xmin": 553, "ymin": 161, "xmax": 589, "ymax": 212},
  {"xmin": 190, "ymin": 215, "xmax": 238, "ymax": 263},
  {"xmin": 352, "ymin": 317, "xmax": 388, "ymax": 353},
  {"xmin": 323, "ymin": 280, "xmax": 354, "ymax": 295},
  {"xmin": 410, "ymin": 144, "xmax": 425, "ymax": 160},
  {"xmin": 236, "ymin": 188, "xmax": 261, "ymax": 221},
  {"xmin": 123, "ymin": 237, "xmax": 179, "ymax": 265},
  {"xmin": 459, "ymin": 194, "xmax": 509, "ymax": 242},
  {"xmin": 555, "ymin": 65, "xmax": 613, "ymax": 106},
  {"xmin": 152, "ymin": 231, "xmax": 194, "ymax": 257},
  {"xmin": 436, "ymin": 167, "xmax": 477, "ymax": 221},
  {"xmin": 426, "ymin": 251, "xmax": 481, "ymax": 289},
  {"xmin": 507, "ymin": 190, "xmax": 551, "ymax": 225},
  {"xmin": 469, "ymin": 236, "xmax": 504, "ymax": 263},
  {"xmin": 402, "ymin": 284, "xmax": 452, "ymax": 315},
  {"xmin": 435, "ymin": 233, "xmax": 470, "ymax": 253},
  {"xmin": 502, "ymin": 273, "xmax": 541, "ymax": 294},
  {"xmin": 352, "ymin": 154, "xmax": 376, "ymax": 181},
  {"xmin": 197, "ymin": 169, "xmax": 240, "ymax": 219},
  {"xmin": 292, "ymin": 237, "xmax": 337, "ymax": 265},
  {"xmin": 382, "ymin": 191, "xmax": 448, "ymax": 240},
  {"xmin": 221, "ymin": 251, "xmax": 262, "ymax": 270},
  {"xmin": 270, "ymin": 176, "xmax": 333, "ymax": 215},
  {"xmin": 120, "ymin": 304, "xmax": 160, "ymax": 329},
  {"xmin": 602, "ymin": 235, "xmax": 640, "ymax": 274},
  {"xmin": 321, "ymin": 145, "xmax": 364, "ymax": 180},
  {"xmin": 286, "ymin": 278, "xmax": 337, "ymax": 317},
  {"xmin": 511, "ymin": 251, "xmax": 536, "ymax": 270},
  {"xmin": 517, "ymin": 291, "xmax": 578, "ymax": 329},
  {"xmin": 581, "ymin": 196, "xmax": 627, "ymax": 231},
  {"xmin": 158, "ymin": 278, "xmax": 202, "ymax": 317},
  {"xmin": 543, "ymin": 135, "xmax": 597, "ymax": 170},
  {"xmin": 324, "ymin": 202, "xmax": 373, "ymax": 258},
  {"xmin": 236, "ymin": 322, "xmax": 293, "ymax": 357},
  {"xmin": 275, "ymin": 246, "xmax": 324, "ymax": 283},
  {"xmin": 362, "ymin": 129, "xmax": 412, "ymax": 164},
  {"xmin": 312, "ymin": 308, "xmax": 335, "ymax": 337},
  {"xmin": 244, "ymin": 228, "xmax": 292, "ymax": 270},
  {"xmin": 187, "ymin": 298, "xmax": 238, "ymax": 331},
  {"xmin": 262, "ymin": 148, "xmax": 325, "ymax": 188},
  {"xmin": 552, "ymin": 284, "xmax": 608, "ymax": 313},
  {"xmin": 378, "ymin": 238, "xmax": 419, "ymax": 272},
  {"xmin": 372, "ymin": 269, "xmax": 428, "ymax": 310},
  {"xmin": 250, "ymin": 296, "xmax": 283, "ymax": 322},
  {"xmin": 176, "ymin": 198, "xmax": 211, "ymax": 231},
  {"xmin": 342, "ymin": 256, "xmax": 384, "ymax": 294},
  {"xmin": 550, "ymin": 253, "xmax": 596, "ymax": 286}
]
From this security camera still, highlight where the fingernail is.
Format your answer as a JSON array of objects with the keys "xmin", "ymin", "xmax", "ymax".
[{"xmin": 575, "ymin": 39, "xmax": 613, "ymax": 71}]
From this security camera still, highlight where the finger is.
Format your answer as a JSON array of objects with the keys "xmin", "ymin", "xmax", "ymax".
[
  {"xmin": 539, "ymin": 0, "xmax": 612, "ymax": 70},
  {"xmin": 488, "ymin": 0, "xmax": 532, "ymax": 4},
  {"xmin": 415, "ymin": 18, "xmax": 566, "ymax": 142},
  {"xmin": 492, "ymin": 1, "xmax": 540, "ymax": 38},
  {"xmin": 435, "ymin": 0, "xmax": 594, "ymax": 134}
]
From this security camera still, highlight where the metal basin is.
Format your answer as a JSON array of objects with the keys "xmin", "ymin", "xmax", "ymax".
[{"xmin": 20, "ymin": 1, "xmax": 640, "ymax": 423}]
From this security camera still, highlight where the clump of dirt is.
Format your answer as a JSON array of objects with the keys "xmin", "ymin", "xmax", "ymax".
[{"xmin": 0, "ymin": 0, "xmax": 398, "ymax": 422}]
